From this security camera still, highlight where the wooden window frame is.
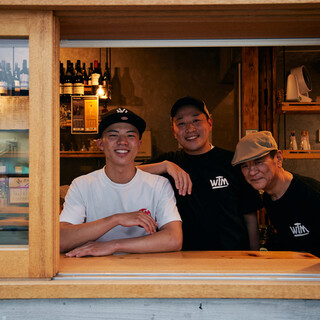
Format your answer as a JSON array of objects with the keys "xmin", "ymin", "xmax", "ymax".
[{"xmin": 0, "ymin": 10, "xmax": 60, "ymax": 278}]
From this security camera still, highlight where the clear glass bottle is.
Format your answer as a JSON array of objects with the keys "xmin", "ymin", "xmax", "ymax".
[
  {"xmin": 300, "ymin": 130, "xmax": 310, "ymax": 150},
  {"xmin": 289, "ymin": 131, "xmax": 298, "ymax": 150}
]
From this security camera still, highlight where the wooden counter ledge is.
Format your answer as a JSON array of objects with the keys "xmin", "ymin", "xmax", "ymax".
[{"xmin": 1, "ymin": 251, "xmax": 320, "ymax": 299}]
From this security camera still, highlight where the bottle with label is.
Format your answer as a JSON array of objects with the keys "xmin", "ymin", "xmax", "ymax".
[
  {"xmin": 289, "ymin": 131, "xmax": 298, "ymax": 150},
  {"xmin": 20, "ymin": 59, "xmax": 29, "ymax": 96},
  {"xmin": 91, "ymin": 60, "xmax": 101, "ymax": 86},
  {"xmin": 91, "ymin": 60, "xmax": 101, "ymax": 96},
  {"xmin": 63, "ymin": 60, "xmax": 74, "ymax": 99},
  {"xmin": 82, "ymin": 62, "xmax": 88, "ymax": 86},
  {"xmin": 14, "ymin": 63, "xmax": 20, "ymax": 96},
  {"xmin": 73, "ymin": 63, "xmax": 84, "ymax": 96},
  {"xmin": 0, "ymin": 61, "xmax": 8, "ymax": 96}
]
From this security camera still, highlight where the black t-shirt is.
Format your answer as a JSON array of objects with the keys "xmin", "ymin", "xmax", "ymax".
[
  {"xmin": 150, "ymin": 147, "xmax": 262, "ymax": 251},
  {"xmin": 263, "ymin": 173, "xmax": 320, "ymax": 257}
]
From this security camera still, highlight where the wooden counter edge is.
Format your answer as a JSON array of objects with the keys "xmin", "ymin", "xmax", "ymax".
[{"xmin": 0, "ymin": 279, "xmax": 320, "ymax": 300}]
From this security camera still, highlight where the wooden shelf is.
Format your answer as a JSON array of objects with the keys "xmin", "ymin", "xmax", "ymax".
[
  {"xmin": 60, "ymin": 151, "xmax": 104, "ymax": 158},
  {"xmin": 0, "ymin": 151, "xmax": 29, "ymax": 158},
  {"xmin": 0, "ymin": 205, "xmax": 29, "ymax": 215},
  {"xmin": 282, "ymin": 150, "xmax": 320, "ymax": 159},
  {"xmin": 281, "ymin": 102, "xmax": 320, "ymax": 113}
]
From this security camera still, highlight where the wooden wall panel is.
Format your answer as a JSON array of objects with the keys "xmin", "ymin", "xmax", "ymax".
[{"xmin": 241, "ymin": 47, "xmax": 259, "ymax": 137}]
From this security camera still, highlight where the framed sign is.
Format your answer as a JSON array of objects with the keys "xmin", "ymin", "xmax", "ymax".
[{"xmin": 71, "ymin": 96, "xmax": 99, "ymax": 134}]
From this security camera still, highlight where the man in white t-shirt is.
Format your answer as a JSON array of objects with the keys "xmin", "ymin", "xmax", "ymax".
[{"xmin": 60, "ymin": 108, "xmax": 182, "ymax": 257}]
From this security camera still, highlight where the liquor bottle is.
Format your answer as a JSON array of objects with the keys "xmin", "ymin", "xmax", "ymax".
[
  {"xmin": 103, "ymin": 62, "xmax": 111, "ymax": 87},
  {"xmin": 0, "ymin": 61, "xmax": 8, "ymax": 96},
  {"xmin": 82, "ymin": 62, "xmax": 88, "ymax": 86},
  {"xmin": 91, "ymin": 60, "xmax": 101, "ymax": 86},
  {"xmin": 20, "ymin": 59, "xmax": 29, "ymax": 96},
  {"xmin": 5, "ymin": 63, "xmax": 14, "ymax": 96},
  {"xmin": 103, "ymin": 62, "xmax": 112, "ymax": 101},
  {"xmin": 59, "ymin": 62, "xmax": 65, "ymax": 96},
  {"xmin": 13, "ymin": 63, "xmax": 20, "ymax": 96},
  {"xmin": 87, "ymin": 62, "xmax": 93, "ymax": 86},
  {"xmin": 73, "ymin": 63, "xmax": 84, "ymax": 95},
  {"xmin": 289, "ymin": 131, "xmax": 298, "ymax": 150},
  {"xmin": 63, "ymin": 60, "xmax": 74, "ymax": 99}
]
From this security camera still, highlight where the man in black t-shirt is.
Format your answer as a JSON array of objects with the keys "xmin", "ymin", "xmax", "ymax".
[
  {"xmin": 139, "ymin": 96, "xmax": 261, "ymax": 251},
  {"xmin": 232, "ymin": 131, "xmax": 320, "ymax": 257}
]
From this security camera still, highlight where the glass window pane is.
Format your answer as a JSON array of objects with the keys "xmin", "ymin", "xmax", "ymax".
[{"xmin": 0, "ymin": 39, "xmax": 29, "ymax": 245}]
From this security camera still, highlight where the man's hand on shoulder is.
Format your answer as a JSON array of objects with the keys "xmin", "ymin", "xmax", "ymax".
[
  {"xmin": 164, "ymin": 161, "xmax": 192, "ymax": 196},
  {"xmin": 138, "ymin": 161, "xmax": 192, "ymax": 196}
]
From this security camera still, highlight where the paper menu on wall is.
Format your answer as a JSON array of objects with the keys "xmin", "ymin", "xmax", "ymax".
[{"xmin": 9, "ymin": 177, "xmax": 29, "ymax": 204}]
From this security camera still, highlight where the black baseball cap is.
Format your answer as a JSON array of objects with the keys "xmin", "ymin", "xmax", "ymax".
[
  {"xmin": 98, "ymin": 108, "xmax": 146, "ymax": 139},
  {"xmin": 170, "ymin": 96, "xmax": 210, "ymax": 119}
]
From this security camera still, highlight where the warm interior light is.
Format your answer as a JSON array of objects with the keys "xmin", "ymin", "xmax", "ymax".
[{"xmin": 96, "ymin": 85, "xmax": 105, "ymax": 97}]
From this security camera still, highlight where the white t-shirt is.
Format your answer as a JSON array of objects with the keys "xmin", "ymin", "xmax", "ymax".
[{"xmin": 60, "ymin": 168, "xmax": 181, "ymax": 242}]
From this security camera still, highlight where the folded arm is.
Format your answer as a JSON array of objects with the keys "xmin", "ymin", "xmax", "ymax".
[
  {"xmin": 64, "ymin": 220, "xmax": 183, "ymax": 257},
  {"xmin": 138, "ymin": 161, "xmax": 192, "ymax": 196},
  {"xmin": 60, "ymin": 210, "xmax": 158, "ymax": 253}
]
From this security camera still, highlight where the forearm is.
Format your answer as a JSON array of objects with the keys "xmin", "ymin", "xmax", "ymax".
[
  {"xmin": 60, "ymin": 215, "xmax": 118, "ymax": 252},
  {"xmin": 65, "ymin": 221, "xmax": 183, "ymax": 257},
  {"xmin": 114, "ymin": 222, "xmax": 183, "ymax": 254},
  {"xmin": 137, "ymin": 161, "xmax": 168, "ymax": 175},
  {"xmin": 244, "ymin": 212, "xmax": 260, "ymax": 250}
]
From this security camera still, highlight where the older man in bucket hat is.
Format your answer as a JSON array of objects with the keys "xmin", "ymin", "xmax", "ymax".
[
  {"xmin": 60, "ymin": 108, "xmax": 182, "ymax": 257},
  {"xmin": 232, "ymin": 131, "xmax": 320, "ymax": 257}
]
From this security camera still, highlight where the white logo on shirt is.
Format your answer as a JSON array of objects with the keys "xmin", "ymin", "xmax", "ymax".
[
  {"xmin": 116, "ymin": 108, "xmax": 128, "ymax": 113},
  {"xmin": 210, "ymin": 176, "xmax": 229, "ymax": 189},
  {"xmin": 290, "ymin": 222, "xmax": 310, "ymax": 237}
]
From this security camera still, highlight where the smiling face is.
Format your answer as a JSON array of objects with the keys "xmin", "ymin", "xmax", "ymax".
[
  {"xmin": 97, "ymin": 122, "xmax": 142, "ymax": 168},
  {"xmin": 240, "ymin": 152, "xmax": 281, "ymax": 192},
  {"xmin": 171, "ymin": 105, "xmax": 213, "ymax": 155}
]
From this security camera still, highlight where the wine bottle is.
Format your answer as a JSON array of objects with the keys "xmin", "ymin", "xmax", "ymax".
[
  {"xmin": 88, "ymin": 62, "xmax": 93, "ymax": 86},
  {"xmin": 82, "ymin": 62, "xmax": 88, "ymax": 86},
  {"xmin": 103, "ymin": 62, "xmax": 111, "ymax": 100},
  {"xmin": 91, "ymin": 60, "xmax": 101, "ymax": 86},
  {"xmin": 73, "ymin": 63, "xmax": 84, "ymax": 95},
  {"xmin": 63, "ymin": 60, "xmax": 74, "ymax": 98},
  {"xmin": 14, "ymin": 63, "xmax": 20, "ymax": 96},
  {"xmin": 59, "ymin": 62, "xmax": 65, "ymax": 96},
  {"xmin": 0, "ymin": 61, "xmax": 8, "ymax": 96},
  {"xmin": 20, "ymin": 59, "xmax": 29, "ymax": 96}
]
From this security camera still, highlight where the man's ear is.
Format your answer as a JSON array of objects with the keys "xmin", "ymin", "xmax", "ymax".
[
  {"xmin": 171, "ymin": 125, "xmax": 177, "ymax": 139},
  {"xmin": 276, "ymin": 150, "xmax": 283, "ymax": 168},
  {"xmin": 96, "ymin": 139, "xmax": 103, "ymax": 151},
  {"xmin": 208, "ymin": 117, "xmax": 213, "ymax": 130}
]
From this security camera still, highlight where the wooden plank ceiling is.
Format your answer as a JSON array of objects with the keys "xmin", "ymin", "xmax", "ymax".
[{"xmin": 54, "ymin": 4, "xmax": 320, "ymax": 40}]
